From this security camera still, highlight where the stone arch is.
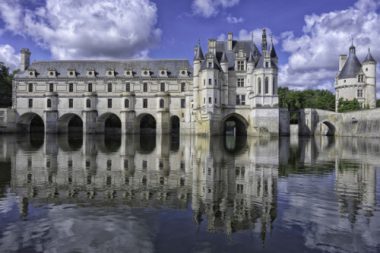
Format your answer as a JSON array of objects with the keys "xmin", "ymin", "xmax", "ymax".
[
  {"xmin": 137, "ymin": 113, "xmax": 156, "ymax": 134},
  {"xmin": 97, "ymin": 113, "xmax": 122, "ymax": 134},
  {"xmin": 222, "ymin": 113, "xmax": 249, "ymax": 136},
  {"xmin": 58, "ymin": 113, "xmax": 83, "ymax": 133},
  {"xmin": 170, "ymin": 115, "xmax": 180, "ymax": 135},
  {"xmin": 17, "ymin": 112, "xmax": 44, "ymax": 133},
  {"xmin": 317, "ymin": 121, "xmax": 336, "ymax": 136}
]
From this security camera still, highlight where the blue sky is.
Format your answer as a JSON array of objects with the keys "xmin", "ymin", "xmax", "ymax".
[{"xmin": 0, "ymin": 0, "xmax": 379, "ymax": 92}]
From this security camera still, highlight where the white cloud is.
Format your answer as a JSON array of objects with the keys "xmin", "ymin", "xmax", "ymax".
[
  {"xmin": 280, "ymin": 0, "xmax": 380, "ymax": 93},
  {"xmin": 0, "ymin": 0, "xmax": 161, "ymax": 60},
  {"xmin": 226, "ymin": 15, "xmax": 243, "ymax": 24},
  {"xmin": 192, "ymin": 0, "xmax": 240, "ymax": 18},
  {"xmin": 0, "ymin": 44, "xmax": 20, "ymax": 70}
]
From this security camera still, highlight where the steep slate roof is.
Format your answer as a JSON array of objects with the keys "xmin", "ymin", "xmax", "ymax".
[
  {"xmin": 214, "ymin": 40, "xmax": 261, "ymax": 70},
  {"xmin": 338, "ymin": 46, "xmax": 362, "ymax": 79},
  {"xmin": 15, "ymin": 59, "xmax": 192, "ymax": 78},
  {"xmin": 363, "ymin": 49, "xmax": 376, "ymax": 63}
]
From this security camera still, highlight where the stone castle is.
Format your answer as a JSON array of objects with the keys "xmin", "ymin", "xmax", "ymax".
[
  {"xmin": 335, "ymin": 44, "xmax": 377, "ymax": 111},
  {"xmin": 12, "ymin": 29, "xmax": 283, "ymax": 136}
]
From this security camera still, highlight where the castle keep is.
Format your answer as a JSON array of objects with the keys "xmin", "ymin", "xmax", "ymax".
[{"xmin": 12, "ymin": 29, "xmax": 282, "ymax": 136}]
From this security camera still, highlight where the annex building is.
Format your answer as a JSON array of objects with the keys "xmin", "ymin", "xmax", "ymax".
[{"xmin": 12, "ymin": 29, "xmax": 284, "ymax": 136}]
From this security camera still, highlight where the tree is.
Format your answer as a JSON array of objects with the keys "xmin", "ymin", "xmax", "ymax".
[
  {"xmin": 337, "ymin": 98, "xmax": 361, "ymax": 113},
  {"xmin": 0, "ymin": 63, "xmax": 16, "ymax": 107}
]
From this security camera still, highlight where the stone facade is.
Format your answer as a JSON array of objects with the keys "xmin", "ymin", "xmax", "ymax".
[
  {"xmin": 12, "ymin": 30, "xmax": 283, "ymax": 136},
  {"xmin": 335, "ymin": 44, "xmax": 377, "ymax": 111}
]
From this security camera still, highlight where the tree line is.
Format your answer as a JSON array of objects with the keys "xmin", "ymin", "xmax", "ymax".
[{"xmin": 0, "ymin": 63, "xmax": 16, "ymax": 108}]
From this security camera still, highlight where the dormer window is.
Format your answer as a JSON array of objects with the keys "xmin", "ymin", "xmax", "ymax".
[
  {"xmin": 142, "ymin": 70, "xmax": 150, "ymax": 77},
  {"xmin": 87, "ymin": 70, "xmax": 95, "ymax": 77},
  {"xmin": 208, "ymin": 62, "xmax": 213, "ymax": 68},
  {"xmin": 125, "ymin": 70, "xmax": 133, "ymax": 77},
  {"xmin": 29, "ymin": 70, "xmax": 36, "ymax": 77},
  {"xmin": 358, "ymin": 74, "xmax": 364, "ymax": 82},
  {"xmin": 48, "ymin": 70, "xmax": 56, "ymax": 77},
  {"xmin": 237, "ymin": 60, "xmax": 245, "ymax": 71},
  {"xmin": 67, "ymin": 69, "xmax": 76, "ymax": 77},
  {"xmin": 107, "ymin": 69, "xmax": 115, "ymax": 77}
]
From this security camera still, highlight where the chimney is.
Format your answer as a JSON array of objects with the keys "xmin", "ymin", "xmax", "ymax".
[
  {"xmin": 227, "ymin": 32, "xmax": 233, "ymax": 51},
  {"xmin": 208, "ymin": 39, "xmax": 216, "ymax": 55},
  {"xmin": 20, "ymin": 48, "xmax": 31, "ymax": 71},
  {"xmin": 339, "ymin": 54, "xmax": 347, "ymax": 72}
]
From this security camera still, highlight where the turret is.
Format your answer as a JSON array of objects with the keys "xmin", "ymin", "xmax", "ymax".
[
  {"xmin": 247, "ymin": 52, "xmax": 254, "ymax": 72},
  {"xmin": 362, "ymin": 48, "xmax": 377, "ymax": 108},
  {"xmin": 221, "ymin": 52, "xmax": 228, "ymax": 73},
  {"xmin": 269, "ymin": 36, "xmax": 278, "ymax": 65},
  {"xmin": 194, "ymin": 42, "xmax": 204, "ymax": 76},
  {"xmin": 20, "ymin": 48, "xmax": 31, "ymax": 71}
]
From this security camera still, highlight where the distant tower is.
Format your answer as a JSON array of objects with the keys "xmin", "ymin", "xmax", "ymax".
[{"xmin": 335, "ymin": 43, "xmax": 377, "ymax": 111}]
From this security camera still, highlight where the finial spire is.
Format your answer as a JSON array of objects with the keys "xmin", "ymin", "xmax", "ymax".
[{"xmin": 262, "ymin": 28, "xmax": 267, "ymax": 52}]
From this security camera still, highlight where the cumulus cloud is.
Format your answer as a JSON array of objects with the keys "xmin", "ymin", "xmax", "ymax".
[
  {"xmin": 226, "ymin": 15, "xmax": 243, "ymax": 24},
  {"xmin": 192, "ymin": 0, "xmax": 240, "ymax": 18},
  {"xmin": 0, "ymin": 44, "xmax": 20, "ymax": 69},
  {"xmin": 280, "ymin": 0, "xmax": 380, "ymax": 92},
  {"xmin": 0, "ymin": 0, "xmax": 161, "ymax": 60}
]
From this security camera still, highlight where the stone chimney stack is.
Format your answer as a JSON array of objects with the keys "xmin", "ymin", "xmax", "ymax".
[
  {"xmin": 339, "ymin": 55, "xmax": 347, "ymax": 72},
  {"xmin": 227, "ymin": 32, "xmax": 233, "ymax": 51},
  {"xmin": 20, "ymin": 48, "xmax": 31, "ymax": 71}
]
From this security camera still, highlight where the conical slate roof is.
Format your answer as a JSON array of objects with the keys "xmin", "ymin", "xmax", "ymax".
[
  {"xmin": 220, "ymin": 51, "xmax": 228, "ymax": 63},
  {"xmin": 194, "ymin": 44, "xmax": 204, "ymax": 61},
  {"xmin": 270, "ymin": 44, "xmax": 277, "ymax": 58},
  {"xmin": 338, "ymin": 45, "xmax": 362, "ymax": 79},
  {"xmin": 363, "ymin": 48, "xmax": 376, "ymax": 63}
]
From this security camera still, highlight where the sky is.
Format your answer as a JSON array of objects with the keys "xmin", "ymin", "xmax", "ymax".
[{"xmin": 0, "ymin": 0, "xmax": 379, "ymax": 93}]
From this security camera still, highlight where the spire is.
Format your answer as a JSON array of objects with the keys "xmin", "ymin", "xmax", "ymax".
[
  {"xmin": 363, "ymin": 48, "xmax": 376, "ymax": 63},
  {"xmin": 221, "ymin": 51, "xmax": 228, "ymax": 63},
  {"xmin": 194, "ymin": 41, "xmax": 204, "ymax": 61},
  {"xmin": 261, "ymin": 28, "xmax": 267, "ymax": 52},
  {"xmin": 269, "ymin": 35, "xmax": 277, "ymax": 58},
  {"xmin": 248, "ymin": 52, "xmax": 255, "ymax": 63}
]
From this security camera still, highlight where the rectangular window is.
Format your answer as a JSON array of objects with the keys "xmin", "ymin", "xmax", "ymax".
[
  {"xmin": 160, "ymin": 82, "xmax": 165, "ymax": 92},
  {"xmin": 209, "ymin": 97, "xmax": 212, "ymax": 104},
  {"xmin": 49, "ymin": 83, "xmax": 54, "ymax": 92},
  {"xmin": 143, "ymin": 98, "xmax": 148, "ymax": 108},
  {"xmin": 107, "ymin": 99, "xmax": 112, "ymax": 108},
  {"xmin": 107, "ymin": 83, "xmax": 112, "ymax": 92},
  {"xmin": 143, "ymin": 83, "xmax": 148, "ymax": 92},
  {"xmin": 107, "ymin": 160, "xmax": 112, "ymax": 170},
  {"xmin": 357, "ymin": 89, "xmax": 363, "ymax": 98},
  {"xmin": 181, "ymin": 98, "xmax": 186, "ymax": 108},
  {"xmin": 126, "ymin": 82, "xmax": 130, "ymax": 92},
  {"xmin": 237, "ymin": 61, "xmax": 245, "ymax": 71},
  {"xmin": 237, "ymin": 78, "xmax": 245, "ymax": 87},
  {"xmin": 215, "ymin": 98, "xmax": 217, "ymax": 104},
  {"xmin": 124, "ymin": 159, "xmax": 128, "ymax": 169},
  {"xmin": 88, "ymin": 83, "xmax": 93, "ymax": 92},
  {"xmin": 69, "ymin": 83, "xmax": 73, "ymax": 92},
  {"xmin": 143, "ymin": 160, "xmax": 147, "ymax": 169},
  {"xmin": 236, "ymin": 95, "xmax": 240, "ymax": 105},
  {"xmin": 69, "ymin": 99, "xmax": 73, "ymax": 108},
  {"xmin": 241, "ymin": 95, "xmax": 246, "ymax": 105},
  {"xmin": 181, "ymin": 82, "xmax": 186, "ymax": 92},
  {"xmin": 28, "ymin": 83, "xmax": 33, "ymax": 92},
  {"xmin": 28, "ymin": 99, "xmax": 33, "ymax": 108},
  {"xmin": 208, "ymin": 79, "xmax": 212, "ymax": 85}
]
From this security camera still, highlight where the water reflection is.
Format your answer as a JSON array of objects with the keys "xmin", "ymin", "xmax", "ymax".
[{"xmin": 0, "ymin": 134, "xmax": 379, "ymax": 252}]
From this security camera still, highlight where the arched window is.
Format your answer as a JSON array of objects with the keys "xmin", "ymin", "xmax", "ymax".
[
  {"xmin": 265, "ymin": 77, "xmax": 269, "ymax": 94},
  {"xmin": 47, "ymin": 99, "xmax": 51, "ymax": 108},
  {"xmin": 86, "ymin": 99, "xmax": 91, "ymax": 108},
  {"xmin": 124, "ymin": 99, "xmax": 129, "ymax": 108},
  {"xmin": 258, "ymin": 78, "xmax": 262, "ymax": 94},
  {"xmin": 159, "ymin": 99, "xmax": 164, "ymax": 108}
]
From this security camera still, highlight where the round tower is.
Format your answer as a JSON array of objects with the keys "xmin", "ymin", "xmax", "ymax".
[{"xmin": 362, "ymin": 48, "xmax": 377, "ymax": 108}]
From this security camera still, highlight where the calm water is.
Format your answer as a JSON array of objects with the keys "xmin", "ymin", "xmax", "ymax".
[{"xmin": 0, "ymin": 134, "xmax": 379, "ymax": 253}]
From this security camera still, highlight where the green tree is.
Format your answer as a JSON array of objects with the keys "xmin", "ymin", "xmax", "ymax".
[
  {"xmin": 376, "ymin": 99, "xmax": 380, "ymax": 108},
  {"xmin": 337, "ymin": 98, "xmax": 361, "ymax": 113},
  {"xmin": 0, "ymin": 63, "xmax": 16, "ymax": 107}
]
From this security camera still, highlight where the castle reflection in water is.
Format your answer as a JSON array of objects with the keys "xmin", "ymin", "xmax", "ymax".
[{"xmin": 3, "ymin": 133, "xmax": 378, "ymax": 237}]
